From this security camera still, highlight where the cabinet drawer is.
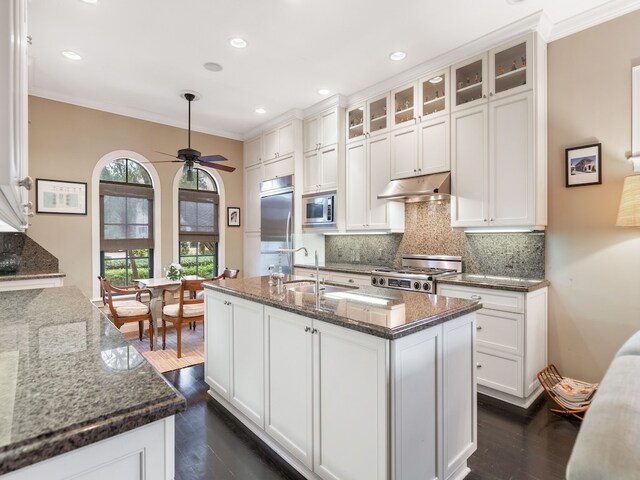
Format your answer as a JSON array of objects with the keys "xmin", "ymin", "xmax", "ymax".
[
  {"xmin": 263, "ymin": 155, "xmax": 294, "ymax": 180},
  {"xmin": 330, "ymin": 272, "xmax": 371, "ymax": 286},
  {"xmin": 476, "ymin": 310, "xmax": 522, "ymax": 355},
  {"xmin": 437, "ymin": 284, "xmax": 524, "ymax": 313},
  {"xmin": 294, "ymin": 268, "xmax": 317, "ymax": 278},
  {"xmin": 476, "ymin": 351, "xmax": 522, "ymax": 397}
]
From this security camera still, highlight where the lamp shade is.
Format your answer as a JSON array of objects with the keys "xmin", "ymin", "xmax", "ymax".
[{"xmin": 616, "ymin": 174, "xmax": 640, "ymax": 226}]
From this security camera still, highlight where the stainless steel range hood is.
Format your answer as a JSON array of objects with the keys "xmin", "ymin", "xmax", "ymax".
[{"xmin": 377, "ymin": 171, "xmax": 450, "ymax": 203}]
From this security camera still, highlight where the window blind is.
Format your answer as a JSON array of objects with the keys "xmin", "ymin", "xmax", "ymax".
[
  {"xmin": 179, "ymin": 189, "xmax": 219, "ymax": 243},
  {"xmin": 100, "ymin": 182, "xmax": 154, "ymax": 250}
]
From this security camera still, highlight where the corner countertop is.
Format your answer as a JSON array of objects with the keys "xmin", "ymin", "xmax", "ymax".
[
  {"xmin": 0, "ymin": 272, "xmax": 66, "ymax": 282},
  {"xmin": 437, "ymin": 274, "xmax": 549, "ymax": 292},
  {"xmin": 0, "ymin": 286, "xmax": 186, "ymax": 475},
  {"xmin": 204, "ymin": 276, "xmax": 481, "ymax": 340}
]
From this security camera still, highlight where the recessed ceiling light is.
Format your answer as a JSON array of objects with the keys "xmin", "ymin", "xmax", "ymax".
[
  {"xmin": 429, "ymin": 76, "xmax": 443, "ymax": 84},
  {"xmin": 317, "ymin": 89, "xmax": 331, "ymax": 95},
  {"xmin": 229, "ymin": 37, "xmax": 248, "ymax": 49},
  {"xmin": 255, "ymin": 108, "xmax": 266, "ymax": 114},
  {"xmin": 506, "ymin": 0, "xmax": 527, "ymax": 4},
  {"xmin": 389, "ymin": 51, "xmax": 406, "ymax": 61},
  {"xmin": 61, "ymin": 50, "xmax": 82, "ymax": 61},
  {"xmin": 203, "ymin": 62, "xmax": 223, "ymax": 72},
  {"xmin": 80, "ymin": 0, "xmax": 98, "ymax": 4}
]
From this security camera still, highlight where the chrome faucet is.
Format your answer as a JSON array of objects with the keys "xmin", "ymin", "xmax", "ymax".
[{"xmin": 276, "ymin": 246, "xmax": 309, "ymax": 256}]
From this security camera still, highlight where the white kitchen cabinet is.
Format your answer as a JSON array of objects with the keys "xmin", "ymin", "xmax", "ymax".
[
  {"xmin": 390, "ymin": 70, "xmax": 451, "ymax": 180},
  {"xmin": 438, "ymin": 283, "xmax": 548, "ymax": 408},
  {"xmin": 391, "ymin": 82, "xmax": 417, "ymax": 128},
  {"xmin": 304, "ymin": 108, "xmax": 339, "ymax": 153},
  {"xmin": 205, "ymin": 289, "xmax": 265, "ymax": 427},
  {"xmin": 346, "ymin": 93, "xmax": 389, "ymax": 143},
  {"xmin": 0, "ymin": 0, "xmax": 29, "ymax": 232},
  {"xmin": 451, "ymin": 53, "xmax": 488, "ymax": 112},
  {"xmin": 244, "ymin": 136, "xmax": 262, "ymax": 168},
  {"xmin": 328, "ymin": 271, "xmax": 370, "ymax": 286},
  {"xmin": 263, "ymin": 121, "xmax": 294, "ymax": 162},
  {"xmin": 302, "ymin": 144, "xmax": 338, "ymax": 193},
  {"xmin": 244, "ymin": 163, "xmax": 263, "ymax": 232},
  {"xmin": 230, "ymin": 296, "xmax": 265, "ymax": 427},
  {"xmin": 205, "ymin": 291, "xmax": 232, "ymax": 400},
  {"xmin": 313, "ymin": 319, "xmax": 388, "ymax": 480},
  {"xmin": 263, "ymin": 154, "xmax": 294, "ymax": 180},
  {"xmin": 346, "ymin": 135, "xmax": 404, "ymax": 232},
  {"xmin": 489, "ymin": 36, "xmax": 533, "ymax": 101},
  {"xmin": 264, "ymin": 308, "xmax": 314, "ymax": 469}
]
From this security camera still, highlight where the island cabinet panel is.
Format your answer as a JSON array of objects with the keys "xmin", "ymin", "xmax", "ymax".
[
  {"xmin": 1, "ymin": 417, "xmax": 175, "ymax": 480},
  {"xmin": 205, "ymin": 292, "xmax": 232, "ymax": 400},
  {"xmin": 391, "ymin": 325, "xmax": 442, "ymax": 480},
  {"xmin": 264, "ymin": 308, "xmax": 314, "ymax": 469},
  {"xmin": 230, "ymin": 298, "xmax": 265, "ymax": 428},
  {"xmin": 442, "ymin": 315, "xmax": 477, "ymax": 480},
  {"xmin": 313, "ymin": 320, "xmax": 388, "ymax": 480}
]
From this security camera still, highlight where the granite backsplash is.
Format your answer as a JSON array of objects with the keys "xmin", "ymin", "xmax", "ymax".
[
  {"xmin": 0, "ymin": 233, "xmax": 59, "ymax": 275},
  {"xmin": 325, "ymin": 201, "xmax": 545, "ymax": 279}
]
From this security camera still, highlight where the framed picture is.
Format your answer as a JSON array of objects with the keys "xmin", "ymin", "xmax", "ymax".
[
  {"xmin": 227, "ymin": 207, "xmax": 241, "ymax": 227},
  {"xmin": 36, "ymin": 179, "xmax": 87, "ymax": 215},
  {"xmin": 565, "ymin": 143, "xmax": 602, "ymax": 187}
]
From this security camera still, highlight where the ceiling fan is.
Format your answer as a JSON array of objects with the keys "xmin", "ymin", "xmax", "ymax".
[{"xmin": 153, "ymin": 92, "xmax": 236, "ymax": 179}]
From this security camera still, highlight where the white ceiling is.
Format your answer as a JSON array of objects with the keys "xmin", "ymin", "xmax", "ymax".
[{"xmin": 27, "ymin": 0, "xmax": 640, "ymax": 140}]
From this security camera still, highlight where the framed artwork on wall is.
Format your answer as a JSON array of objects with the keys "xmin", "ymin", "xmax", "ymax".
[
  {"xmin": 227, "ymin": 207, "xmax": 241, "ymax": 227},
  {"xmin": 35, "ymin": 179, "xmax": 87, "ymax": 215},
  {"xmin": 565, "ymin": 143, "xmax": 602, "ymax": 187}
]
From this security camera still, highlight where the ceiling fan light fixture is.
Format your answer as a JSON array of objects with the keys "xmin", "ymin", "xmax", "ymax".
[
  {"xmin": 229, "ymin": 37, "xmax": 248, "ymax": 49},
  {"xmin": 203, "ymin": 62, "xmax": 223, "ymax": 72}
]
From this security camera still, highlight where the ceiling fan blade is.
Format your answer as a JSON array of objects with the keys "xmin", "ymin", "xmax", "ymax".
[
  {"xmin": 147, "ymin": 160, "xmax": 183, "ymax": 164},
  {"xmin": 198, "ymin": 161, "xmax": 236, "ymax": 172},
  {"xmin": 154, "ymin": 150, "xmax": 179, "ymax": 159},
  {"xmin": 198, "ymin": 154, "xmax": 228, "ymax": 163}
]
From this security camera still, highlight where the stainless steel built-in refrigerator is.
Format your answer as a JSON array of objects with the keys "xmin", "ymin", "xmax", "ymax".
[{"xmin": 260, "ymin": 175, "xmax": 294, "ymax": 275}]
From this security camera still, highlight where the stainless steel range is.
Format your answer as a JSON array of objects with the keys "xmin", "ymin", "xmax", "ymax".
[{"xmin": 371, "ymin": 255, "xmax": 462, "ymax": 293}]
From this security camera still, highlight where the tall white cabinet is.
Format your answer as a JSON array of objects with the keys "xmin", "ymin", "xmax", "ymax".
[
  {"xmin": 450, "ymin": 34, "xmax": 546, "ymax": 230},
  {"xmin": 0, "ymin": 0, "xmax": 30, "ymax": 231}
]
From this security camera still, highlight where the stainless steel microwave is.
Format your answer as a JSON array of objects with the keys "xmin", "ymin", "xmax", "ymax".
[{"xmin": 303, "ymin": 192, "xmax": 336, "ymax": 228}]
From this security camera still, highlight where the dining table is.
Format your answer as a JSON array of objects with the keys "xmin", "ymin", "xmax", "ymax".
[{"xmin": 134, "ymin": 276, "xmax": 200, "ymax": 350}]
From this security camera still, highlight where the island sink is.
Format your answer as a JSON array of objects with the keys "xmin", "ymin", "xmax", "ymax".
[{"xmin": 285, "ymin": 280, "xmax": 358, "ymax": 295}]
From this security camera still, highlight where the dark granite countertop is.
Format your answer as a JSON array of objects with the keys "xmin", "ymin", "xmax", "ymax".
[
  {"xmin": 204, "ymin": 275, "xmax": 481, "ymax": 340},
  {"xmin": 438, "ymin": 274, "xmax": 550, "ymax": 292},
  {"xmin": 294, "ymin": 263, "xmax": 383, "ymax": 275},
  {"xmin": 0, "ymin": 287, "xmax": 186, "ymax": 475},
  {"xmin": 0, "ymin": 272, "xmax": 66, "ymax": 282}
]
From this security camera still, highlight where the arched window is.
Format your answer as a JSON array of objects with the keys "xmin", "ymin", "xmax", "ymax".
[
  {"xmin": 99, "ymin": 158, "xmax": 154, "ymax": 285},
  {"xmin": 178, "ymin": 167, "xmax": 219, "ymax": 277}
]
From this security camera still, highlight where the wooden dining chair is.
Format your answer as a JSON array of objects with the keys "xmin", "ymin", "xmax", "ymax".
[
  {"xmin": 161, "ymin": 278, "xmax": 207, "ymax": 358},
  {"xmin": 100, "ymin": 278, "xmax": 155, "ymax": 349},
  {"xmin": 213, "ymin": 267, "xmax": 240, "ymax": 280}
]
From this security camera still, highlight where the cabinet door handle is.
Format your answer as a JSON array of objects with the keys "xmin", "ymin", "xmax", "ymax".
[
  {"xmin": 470, "ymin": 294, "xmax": 482, "ymax": 300},
  {"xmin": 490, "ymin": 218, "xmax": 494, "ymax": 222},
  {"xmin": 305, "ymin": 326, "xmax": 311, "ymax": 332},
  {"xmin": 482, "ymin": 94, "xmax": 487, "ymax": 99},
  {"xmin": 311, "ymin": 328, "xmax": 318, "ymax": 334},
  {"xmin": 489, "ymin": 92, "xmax": 494, "ymax": 97},
  {"xmin": 476, "ymin": 363, "xmax": 482, "ymax": 368},
  {"xmin": 18, "ymin": 176, "xmax": 33, "ymax": 190},
  {"xmin": 348, "ymin": 279, "xmax": 355, "ymax": 284},
  {"xmin": 476, "ymin": 325, "xmax": 482, "ymax": 330}
]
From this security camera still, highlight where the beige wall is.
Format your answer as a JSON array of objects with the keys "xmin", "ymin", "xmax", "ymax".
[
  {"xmin": 27, "ymin": 96, "xmax": 244, "ymax": 298},
  {"xmin": 547, "ymin": 11, "xmax": 640, "ymax": 382}
]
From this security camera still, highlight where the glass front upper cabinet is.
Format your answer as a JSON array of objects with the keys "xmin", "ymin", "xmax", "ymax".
[
  {"xmin": 419, "ymin": 69, "xmax": 448, "ymax": 118},
  {"xmin": 489, "ymin": 37, "xmax": 532, "ymax": 99},
  {"xmin": 391, "ymin": 84, "xmax": 416, "ymax": 127},
  {"xmin": 347, "ymin": 104, "xmax": 365, "ymax": 141},
  {"xmin": 368, "ymin": 94, "xmax": 389, "ymax": 135},
  {"xmin": 452, "ymin": 55, "xmax": 486, "ymax": 110}
]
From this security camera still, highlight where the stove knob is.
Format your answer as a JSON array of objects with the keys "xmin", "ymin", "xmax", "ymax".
[
  {"xmin": 372, "ymin": 277, "xmax": 377, "ymax": 285},
  {"xmin": 423, "ymin": 282, "xmax": 431, "ymax": 292},
  {"xmin": 379, "ymin": 278, "xmax": 385, "ymax": 286},
  {"xmin": 413, "ymin": 281, "xmax": 420, "ymax": 290}
]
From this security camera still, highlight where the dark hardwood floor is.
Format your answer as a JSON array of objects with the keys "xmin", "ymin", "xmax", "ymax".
[{"xmin": 164, "ymin": 364, "xmax": 580, "ymax": 480}]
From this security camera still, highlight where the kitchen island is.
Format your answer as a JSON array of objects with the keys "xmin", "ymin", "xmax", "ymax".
[
  {"xmin": 204, "ymin": 275, "xmax": 482, "ymax": 480},
  {"xmin": 0, "ymin": 287, "xmax": 185, "ymax": 479}
]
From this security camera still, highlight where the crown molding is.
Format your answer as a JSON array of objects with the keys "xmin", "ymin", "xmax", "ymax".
[
  {"xmin": 346, "ymin": 12, "xmax": 543, "ymax": 107},
  {"xmin": 302, "ymin": 94, "xmax": 348, "ymax": 118},
  {"xmin": 548, "ymin": 0, "xmax": 640, "ymax": 41},
  {"xmin": 28, "ymin": 89, "xmax": 244, "ymax": 141}
]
